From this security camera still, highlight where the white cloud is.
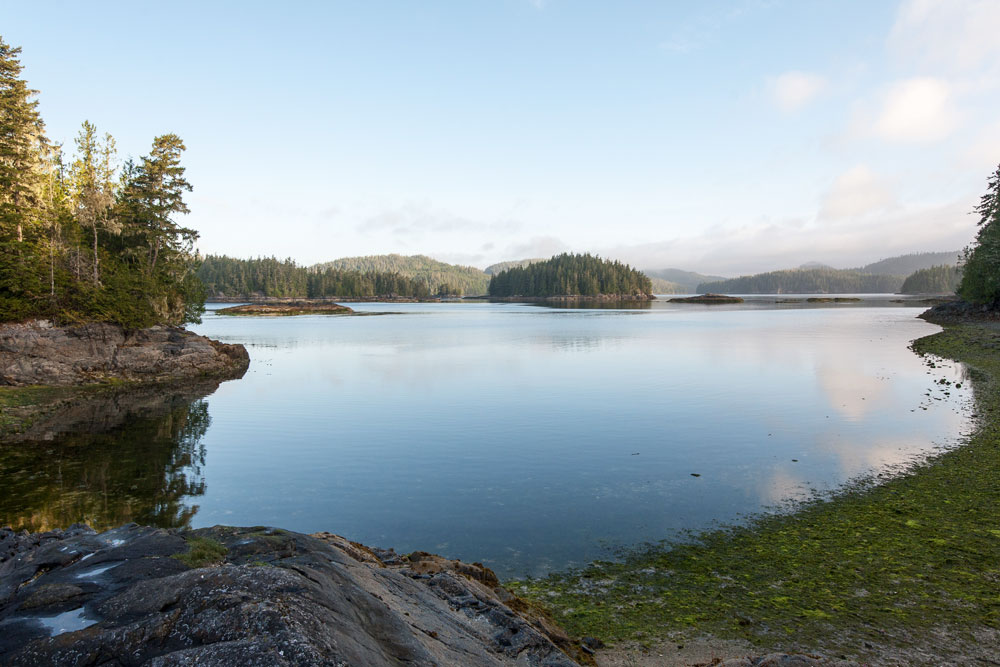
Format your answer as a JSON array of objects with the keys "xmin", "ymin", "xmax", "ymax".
[
  {"xmin": 502, "ymin": 236, "xmax": 568, "ymax": 260},
  {"xmin": 819, "ymin": 165, "xmax": 894, "ymax": 220},
  {"xmin": 874, "ymin": 78, "xmax": 960, "ymax": 143},
  {"xmin": 964, "ymin": 120, "xmax": 1000, "ymax": 169},
  {"xmin": 771, "ymin": 71, "xmax": 827, "ymax": 112},
  {"xmin": 889, "ymin": 0, "xmax": 1000, "ymax": 72}
]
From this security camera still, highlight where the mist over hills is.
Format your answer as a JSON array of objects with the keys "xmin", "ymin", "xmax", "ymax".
[
  {"xmin": 852, "ymin": 251, "xmax": 962, "ymax": 276},
  {"xmin": 642, "ymin": 268, "xmax": 728, "ymax": 294},
  {"xmin": 693, "ymin": 251, "xmax": 963, "ymax": 295}
]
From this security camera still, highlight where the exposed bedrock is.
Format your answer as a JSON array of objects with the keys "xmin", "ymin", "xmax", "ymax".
[
  {"xmin": 0, "ymin": 320, "xmax": 249, "ymax": 386},
  {"xmin": 0, "ymin": 524, "xmax": 581, "ymax": 666}
]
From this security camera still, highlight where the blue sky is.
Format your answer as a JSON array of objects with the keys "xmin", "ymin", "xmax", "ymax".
[{"xmin": 6, "ymin": 1, "xmax": 999, "ymax": 274}]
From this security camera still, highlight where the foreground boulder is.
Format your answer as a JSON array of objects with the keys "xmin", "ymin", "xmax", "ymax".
[
  {"xmin": 0, "ymin": 524, "xmax": 581, "ymax": 666},
  {"xmin": 0, "ymin": 320, "xmax": 249, "ymax": 386}
]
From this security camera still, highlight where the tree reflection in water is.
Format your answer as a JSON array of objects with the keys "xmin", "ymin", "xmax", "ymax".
[{"xmin": 0, "ymin": 384, "xmax": 218, "ymax": 532}]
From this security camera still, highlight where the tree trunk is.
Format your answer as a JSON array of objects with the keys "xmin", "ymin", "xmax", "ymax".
[{"xmin": 92, "ymin": 224, "xmax": 99, "ymax": 285}]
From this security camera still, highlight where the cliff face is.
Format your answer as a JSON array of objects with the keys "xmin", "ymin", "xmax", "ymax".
[
  {"xmin": 0, "ymin": 320, "xmax": 249, "ymax": 386},
  {"xmin": 0, "ymin": 524, "xmax": 581, "ymax": 666}
]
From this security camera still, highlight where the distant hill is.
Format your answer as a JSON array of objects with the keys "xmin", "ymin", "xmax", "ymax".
[
  {"xmin": 643, "ymin": 268, "xmax": 727, "ymax": 294},
  {"xmin": 697, "ymin": 268, "xmax": 904, "ymax": 294},
  {"xmin": 647, "ymin": 277, "xmax": 685, "ymax": 294},
  {"xmin": 855, "ymin": 251, "xmax": 961, "ymax": 276},
  {"xmin": 484, "ymin": 259, "xmax": 545, "ymax": 275},
  {"xmin": 312, "ymin": 254, "xmax": 490, "ymax": 296},
  {"xmin": 690, "ymin": 251, "xmax": 963, "ymax": 295}
]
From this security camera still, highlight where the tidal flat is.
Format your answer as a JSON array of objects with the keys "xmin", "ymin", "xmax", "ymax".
[{"xmin": 516, "ymin": 320, "xmax": 1000, "ymax": 664}]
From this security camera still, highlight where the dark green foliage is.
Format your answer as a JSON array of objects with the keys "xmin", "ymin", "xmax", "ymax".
[
  {"xmin": 487, "ymin": 253, "xmax": 652, "ymax": 298},
  {"xmin": 313, "ymin": 253, "xmax": 490, "ymax": 295},
  {"xmin": 697, "ymin": 268, "xmax": 904, "ymax": 294},
  {"xmin": 959, "ymin": 164, "xmax": 1000, "ymax": 305},
  {"xmin": 196, "ymin": 255, "xmax": 433, "ymax": 299},
  {"xmin": 0, "ymin": 38, "xmax": 203, "ymax": 328},
  {"xmin": 901, "ymin": 265, "xmax": 963, "ymax": 294}
]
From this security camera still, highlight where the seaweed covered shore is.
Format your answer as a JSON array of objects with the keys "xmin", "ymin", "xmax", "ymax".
[{"xmin": 516, "ymin": 310, "xmax": 1000, "ymax": 665}]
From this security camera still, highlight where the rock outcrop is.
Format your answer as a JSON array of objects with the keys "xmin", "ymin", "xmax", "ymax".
[
  {"xmin": 0, "ymin": 524, "xmax": 582, "ymax": 666},
  {"xmin": 0, "ymin": 320, "xmax": 249, "ymax": 386},
  {"xmin": 920, "ymin": 299, "xmax": 1000, "ymax": 324}
]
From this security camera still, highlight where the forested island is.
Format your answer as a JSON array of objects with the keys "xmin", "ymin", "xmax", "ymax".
[{"xmin": 487, "ymin": 253, "xmax": 654, "ymax": 299}]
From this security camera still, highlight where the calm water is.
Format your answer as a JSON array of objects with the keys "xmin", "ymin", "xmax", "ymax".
[{"xmin": 0, "ymin": 298, "xmax": 972, "ymax": 577}]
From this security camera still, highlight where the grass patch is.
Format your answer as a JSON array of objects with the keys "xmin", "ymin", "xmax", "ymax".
[
  {"xmin": 516, "ymin": 322, "xmax": 1000, "ymax": 658},
  {"xmin": 173, "ymin": 535, "xmax": 228, "ymax": 568}
]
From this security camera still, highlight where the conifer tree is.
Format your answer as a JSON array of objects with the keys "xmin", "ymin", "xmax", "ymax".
[
  {"xmin": 0, "ymin": 36, "xmax": 48, "ymax": 314},
  {"xmin": 959, "ymin": 164, "xmax": 1000, "ymax": 305}
]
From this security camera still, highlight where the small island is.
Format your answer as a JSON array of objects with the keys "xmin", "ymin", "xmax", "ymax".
[
  {"xmin": 669, "ymin": 293, "xmax": 744, "ymax": 304},
  {"xmin": 806, "ymin": 297, "xmax": 863, "ymax": 303},
  {"xmin": 216, "ymin": 301, "xmax": 354, "ymax": 316},
  {"xmin": 487, "ymin": 253, "xmax": 655, "ymax": 301}
]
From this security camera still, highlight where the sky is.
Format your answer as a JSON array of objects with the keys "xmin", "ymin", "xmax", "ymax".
[{"xmin": 5, "ymin": 0, "xmax": 1000, "ymax": 275}]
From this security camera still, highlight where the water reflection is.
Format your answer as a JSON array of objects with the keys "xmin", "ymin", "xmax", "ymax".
[{"xmin": 0, "ymin": 383, "xmax": 216, "ymax": 532}]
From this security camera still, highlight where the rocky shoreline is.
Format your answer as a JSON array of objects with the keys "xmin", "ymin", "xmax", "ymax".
[
  {"xmin": 0, "ymin": 320, "xmax": 249, "ymax": 387},
  {"xmin": 0, "ymin": 524, "xmax": 583, "ymax": 666}
]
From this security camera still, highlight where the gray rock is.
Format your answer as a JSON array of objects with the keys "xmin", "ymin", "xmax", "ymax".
[
  {"xmin": 0, "ymin": 320, "xmax": 249, "ymax": 386},
  {"xmin": 0, "ymin": 525, "xmax": 580, "ymax": 666}
]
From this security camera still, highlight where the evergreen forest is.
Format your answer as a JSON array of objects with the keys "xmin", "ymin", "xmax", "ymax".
[
  {"xmin": 196, "ymin": 255, "xmax": 436, "ymax": 299},
  {"xmin": 487, "ymin": 253, "xmax": 653, "ymax": 298},
  {"xmin": 0, "ymin": 38, "xmax": 203, "ymax": 328},
  {"xmin": 900, "ymin": 265, "xmax": 963, "ymax": 295}
]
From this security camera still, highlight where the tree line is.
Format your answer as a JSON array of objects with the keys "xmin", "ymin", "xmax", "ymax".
[
  {"xmin": 196, "ymin": 255, "xmax": 443, "ymax": 299},
  {"xmin": 487, "ymin": 253, "xmax": 653, "ymax": 297},
  {"xmin": 900, "ymin": 265, "xmax": 963, "ymax": 295},
  {"xmin": 697, "ymin": 268, "xmax": 904, "ymax": 294},
  {"xmin": 0, "ymin": 37, "xmax": 202, "ymax": 328}
]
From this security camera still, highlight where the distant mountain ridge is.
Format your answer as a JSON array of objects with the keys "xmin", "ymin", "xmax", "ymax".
[
  {"xmin": 692, "ymin": 251, "xmax": 962, "ymax": 295},
  {"xmin": 853, "ymin": 251, "xmax": 962, "ymax": 276},
  {"xmin": 642, "ymin": 268, "xmax": 727, "ymax": 294}
]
